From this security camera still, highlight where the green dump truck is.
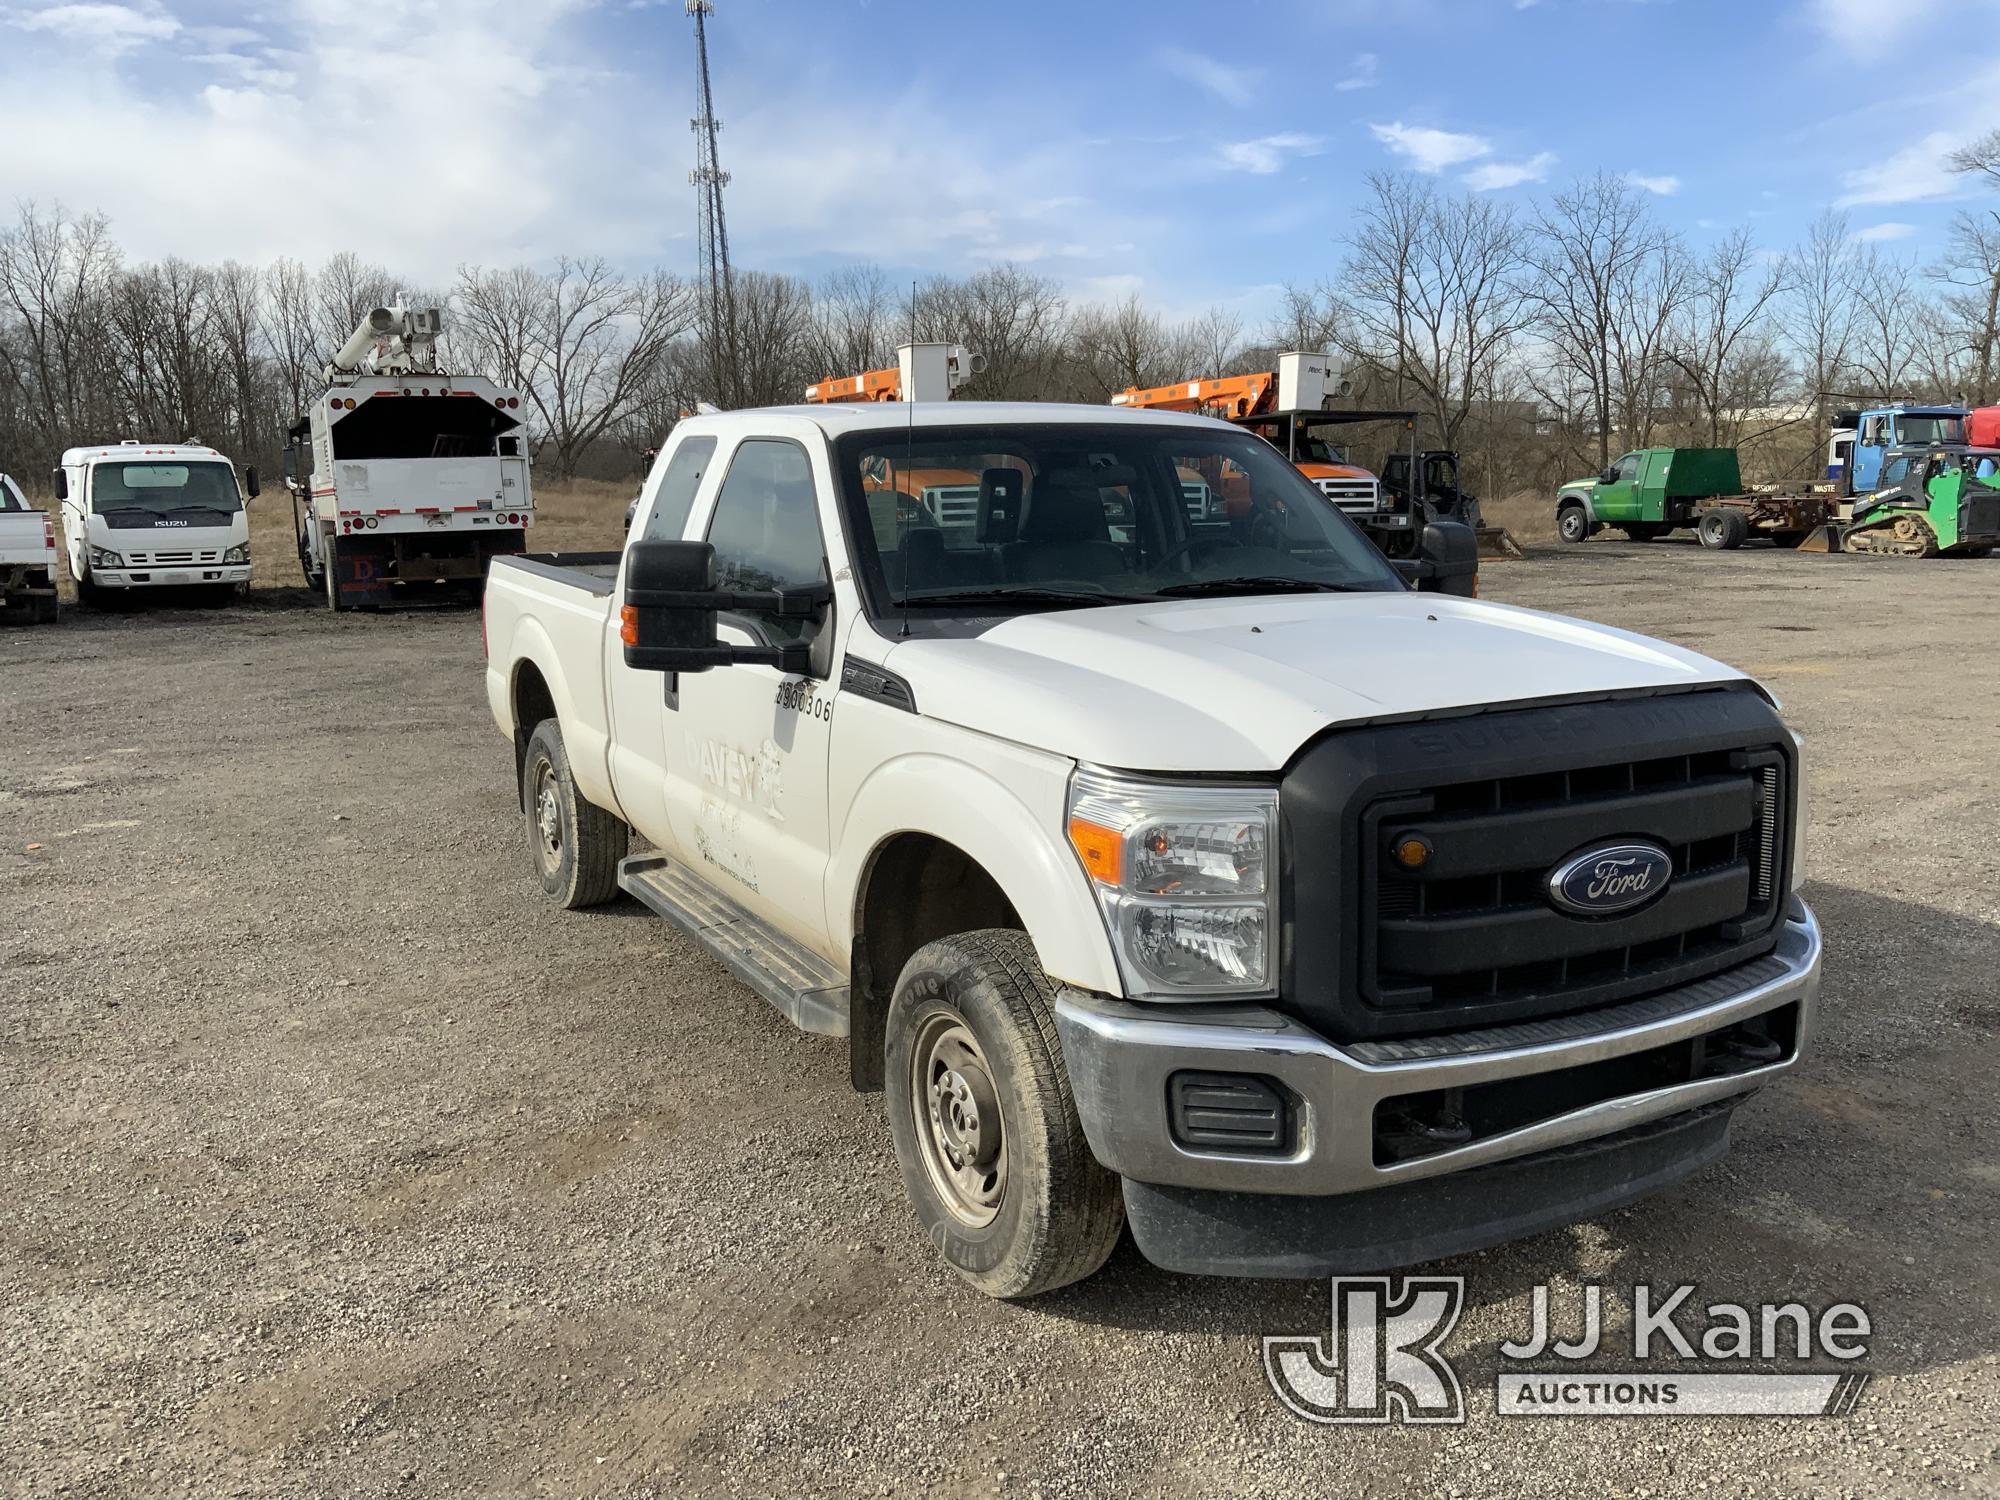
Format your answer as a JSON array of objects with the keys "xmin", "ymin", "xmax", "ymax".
[{"xmin": 1556, "ymin": 448, "xmax": 1832, "ymax": 549}]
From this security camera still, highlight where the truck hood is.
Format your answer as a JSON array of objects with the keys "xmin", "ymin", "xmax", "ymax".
[{"xmin": 877, "ymin": 593, "xmax": 1746, "ymax": 772}]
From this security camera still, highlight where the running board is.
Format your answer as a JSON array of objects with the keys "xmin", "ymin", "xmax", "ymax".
[{"xmin": 618, "ymin": 853, "xmax": 850, "ymax": 1037}]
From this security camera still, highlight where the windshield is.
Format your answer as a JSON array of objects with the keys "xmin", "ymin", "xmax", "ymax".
[
  {"xmin": 834, "ymin": 421, "xmax": 1404, "ymax": 618},
  {"xmin": 1898, "ymin": 415, "xmax": 1967, "ymax": 446},
  {"xmin": 90, "ymin": 461, "xmax": 241, "ymax": 517}
]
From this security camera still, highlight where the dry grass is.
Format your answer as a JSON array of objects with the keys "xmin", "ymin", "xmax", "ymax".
[{"xmin": 1481, "ymin": 487, "xmax": 1559, "ymax": 545}]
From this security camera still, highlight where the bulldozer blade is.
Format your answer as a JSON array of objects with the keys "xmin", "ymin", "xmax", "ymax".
[
  {"xmin": 1476, "ymin": 526, "xmax": 1523, "ymax": 559},
  {"xmin": 1793, "ymin": 524, "xmax": 1840, "ymax": 553}
]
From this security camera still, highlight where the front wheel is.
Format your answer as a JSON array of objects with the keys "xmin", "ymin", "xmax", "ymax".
[
  {"xmin": 520, "ymin": 719, "xmax": 627, "ymax": 908},
  {"xmin": 885, "ymin": 930, "xmax": 1124, "ymax": 1299},
  {"xmin": 1557, "ymin": 505, "xmax": 1591, "ymax": 544}
]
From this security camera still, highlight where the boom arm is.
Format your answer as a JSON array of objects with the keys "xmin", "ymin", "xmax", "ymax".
[
  {"xmin": 1110, "ymin": 372, "xmax": 1276, "ymax": 419},
  {"xmin": 805, "ymin": 342, "xmax": 985, "ymax": 404}
]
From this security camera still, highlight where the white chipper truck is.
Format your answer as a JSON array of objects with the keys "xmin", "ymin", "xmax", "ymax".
[{"xmin": 286, "ymin": 305, "xmax": 533, "ymax": 610}]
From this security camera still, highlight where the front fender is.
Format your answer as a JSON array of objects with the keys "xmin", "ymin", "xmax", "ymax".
[
  {"xmin": 1558, "ymin": 484, "xmax": 1598, "ymax": 524},
  {"xmin": 830, "ymin": 750, "xmax": 1123, "ymax": 996}
]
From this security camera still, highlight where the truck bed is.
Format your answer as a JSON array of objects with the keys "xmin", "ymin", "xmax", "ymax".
[
  {"xmin": 497, "ymin": 551, "xmax": 624, "ymax": 594},
  {"xmin": 0, "ymin": 510, "xmax": 49, "ymax": 569}
]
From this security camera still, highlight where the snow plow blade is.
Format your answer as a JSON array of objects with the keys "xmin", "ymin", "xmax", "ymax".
[
  {"xmin": 1476, "ymin": 527, "xmax": 1522, "ymax": 559},
  {"xmin": 1793, "ymin": 524, "xmax": 1841, "ymax": 553}
]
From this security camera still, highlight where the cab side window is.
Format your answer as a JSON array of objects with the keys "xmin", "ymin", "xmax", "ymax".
[
  {"xmin": 1612, "ymin": 454, "xmax": 1640, "ymax": 483},
  {"xmin": 1880, "ymin": 456, "xmax": 1910, "ymax": 486},
  {"xmin": 705, "ymin": 439, "xmax": 828, "ymax": 641},
  {"xmin": 642, "ymin": 436, "xmax": 718, "ymax": 543}
]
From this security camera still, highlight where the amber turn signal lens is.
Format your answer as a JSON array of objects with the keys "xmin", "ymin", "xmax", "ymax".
[
  {"xmin": 618, "ymin": 604, "xmax": 639, "ymax": 647},
  {"xmin": 1392, "ymin": 834, "xmax": 1432, "ymax": 870},
  {"xmin": 1068, "ymin": 815, "xmax": 1123, "ymax": 886}
]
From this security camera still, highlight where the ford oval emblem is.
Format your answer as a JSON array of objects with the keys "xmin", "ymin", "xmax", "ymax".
[{"xmin": 1546, "ymin": 842, "xmax": 1672, "ymax": 916}]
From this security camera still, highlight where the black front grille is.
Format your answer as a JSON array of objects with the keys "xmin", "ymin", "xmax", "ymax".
[
  {"xmin": 1279, "ymin": 687, "xmax": 1796, "ymax": 1041},
  {"xmin": 1366, "ymin": 746, "xmax": 1787, "ymax": 1016}
]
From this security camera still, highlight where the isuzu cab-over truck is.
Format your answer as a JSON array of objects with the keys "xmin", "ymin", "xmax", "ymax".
[
  {"xmin": 55, "ymin": 441, "xmax": 257, "ymax": 604},
  {"xmin": 483, "ymin": 402, "xmax": 1819, "ymax": 1298}
]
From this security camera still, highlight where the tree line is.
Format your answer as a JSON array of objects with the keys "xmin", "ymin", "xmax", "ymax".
[{"xmin": 7, "ymin": 143, "xmax": 2000, "ymax": 497}]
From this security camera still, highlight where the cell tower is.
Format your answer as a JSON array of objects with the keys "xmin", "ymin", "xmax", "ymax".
[{"xmin": 687, "ymin": 0, "xmax": 735, "ymax": 399}]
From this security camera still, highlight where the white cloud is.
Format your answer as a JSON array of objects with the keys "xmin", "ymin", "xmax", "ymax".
[
  {"xmin": 1334, "ymin": 52, "xmax": 1378, "ymax": 92},
  {"xmin": 1856, "ymin": 221, "xmax": 1917, "ymax": 241},
  {"xmin": 1836, "ymin": 130, "xmax": 1964, "ymax": 205},
  {"xmin": 1809, "ymin": 0, "xmax": 1949, "ymax": 56},
  {"xmin": 1626, "ymin": 172, "xmax": 1681, "ymax": 195},
  {"xmin": 1155, "ymin": 45, "xmax": 1258, "ymax": 107},
  {"xmin": 1218, "ymin": 133, "xmax": 1324, "ymax": 174},
  {"xmin": 10, "ymin": 1, "xmax": 179, "ymax": 50},
  {"xmin": 1369, "ymin": 120, "xmax": 1491, "ymax": 173},
  {"xmin": 1464, "ymin": 152, "xmax": 1556, "ymax": 191}
]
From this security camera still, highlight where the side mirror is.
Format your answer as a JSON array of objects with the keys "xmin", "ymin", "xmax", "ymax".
[
  {"xmin": 244, "ymin": 466, "xmax": 260, "ymax": 499},
  {"xmin": 1393, "ymin": 520, "xmax": 1479, "ymax": 597},
  {"xmin": 1599, "ymin": 467, "xmax": 1620, "ymax": 485},
  {"xmin": 621, "ymin": 539, "xmax": 829, "ymax": 674},
  {"xmin": 52, "ymin": 469, "xmax": 68, "ymax": 501}
]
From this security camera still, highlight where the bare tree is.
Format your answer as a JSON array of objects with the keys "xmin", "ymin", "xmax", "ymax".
[
  {"xmin": 807, "ymin": 264, "xmax": 899, "ymax": 380},
  {"xmin": 1848, "ymin": 247, "xmax": 1922, "ymax": 400},
  {"xmin": 1667, "ymin": 228, "xmax": 1790, "ymax": 446},
  {"xmin": 1778, "ymin": 211, "xmax": 1860, "ymax": 442},
  {"xmin": 1341, "ymin": 172, "xmax": 1531, "ymax": 448},
  {"xmin": 1524, "ymin": 173, "xmax": 1688, "ymax": 466}
]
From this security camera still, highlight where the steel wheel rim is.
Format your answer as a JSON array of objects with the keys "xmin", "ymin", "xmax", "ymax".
[
  {"xmin": 909, "ymin": 1010, "xmax": 1006, "ymax": 1228},
  {"xmin": 532, "ymin": 759, "xmax": 564, "ymax": 873}
]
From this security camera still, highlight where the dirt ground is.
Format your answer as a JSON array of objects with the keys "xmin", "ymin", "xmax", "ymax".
[{"xmin": 2, "ymin": 533, "xmax": 1996, "ymax": 1499}]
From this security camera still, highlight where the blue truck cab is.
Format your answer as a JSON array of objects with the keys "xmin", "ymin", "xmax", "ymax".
[{"xmin": 1828, "ymin": 404, "xmax": 1968, "ymax": 494}]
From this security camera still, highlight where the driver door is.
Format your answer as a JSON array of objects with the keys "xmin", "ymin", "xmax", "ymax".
[{"xmin": 1592, "ymin": 453, "xmax": 1642, "ymax": 525}]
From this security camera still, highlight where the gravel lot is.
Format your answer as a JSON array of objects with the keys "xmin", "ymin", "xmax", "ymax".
[{"xmin": 2, "ymin": 542, "xmax": 1996, "ymax": 1498}]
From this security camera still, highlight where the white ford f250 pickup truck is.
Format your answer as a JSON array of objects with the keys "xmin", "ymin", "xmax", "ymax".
[
  {"xmin": 484, "ymin": 402, "xmax": 1819, "ymax": 1298},
  {"xmin": 0, "ymin": 472, "xmax": 60, "ymax": 622}
]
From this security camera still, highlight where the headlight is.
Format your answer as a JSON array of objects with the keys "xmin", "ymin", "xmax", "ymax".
[
  {"xmin": 1066, "ymin": 768, "xmax": 1277, "ymax": 999},
  {"xmin": 89, "ymin": 547, "xmax": 123, "ymax": 568},
  {"xmin": 223, "ymin": 543, "xmax": 250, "ymax": 563}
]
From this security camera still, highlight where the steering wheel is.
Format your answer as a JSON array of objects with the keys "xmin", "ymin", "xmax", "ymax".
[{"xmin": 1152, "ymin": 535, "xmax": 1233, "ymax": 574}]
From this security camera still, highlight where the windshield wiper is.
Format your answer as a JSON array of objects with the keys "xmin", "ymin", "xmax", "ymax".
[
  {"xmin": 898, "ymin": 586, "xmax": 1159, "ymax": 610},
  {"xmin": 1148, "ymin": 575, "xmax": 1379, "ymax": 598}
]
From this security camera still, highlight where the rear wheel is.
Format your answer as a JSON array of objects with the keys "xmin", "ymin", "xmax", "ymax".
[
  {"xmin": 885, "ymin": 929, "xmax": 1124, "ymax": 1299},
  {"xmin": 30, "ymin": 591, "xmax": 58, "ymax": 624},
  {"xmin": 1697, "ymin": 509, "xmax": 1748, "ymax": 550},
  {"xmin": 1556, "ymin": 504, "xmax": 1591, "ymax": 544},
  {"xmin": 521, "ymin": 719, "xmax": 627, "ymax": 908},
  {"xmin": 321, "ymin": 533, "xmax": 341, "ymax": 612}
]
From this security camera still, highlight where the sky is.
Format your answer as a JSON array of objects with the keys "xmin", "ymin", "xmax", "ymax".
[{"xmin": 4, "ymin": 0, "xmax": 2000, "ymax": 324}]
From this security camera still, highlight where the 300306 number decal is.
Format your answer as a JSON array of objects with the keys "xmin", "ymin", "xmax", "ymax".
[{"xmin": 775, "ymin": 679, "xmax": 834, "ymax": 722}]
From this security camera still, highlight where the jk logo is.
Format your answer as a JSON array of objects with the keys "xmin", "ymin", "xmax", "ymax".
[{"xmin": 1262, "ymin": 1277, "xmax": 1467, "ymax": 1425}]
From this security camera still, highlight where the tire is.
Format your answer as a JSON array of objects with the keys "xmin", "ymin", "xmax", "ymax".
[
  {"xmin": 1556, "ymin": 504, "xmax": 1591, "ymax": 544},
  {"xmin": 1697, "ymin": 509, "xmax": 1748, "ymax": 550},
  {"xmin": 885, "ymin": 929, "xmax": 1124, "ymax": 1299},
  {"xmin": 322, "ymin": 533, "xmax": 341, "ymax": 612},
  {"xmin": 32, "ymin": 592, "xmax": 59, "ymax": 624},
  {"xmin": 520, "ymin": 718, "xmax": 626, "ymax": 908},
  {"xmin": 77, "ymin": 571, "xmax": 103, "ymax": 609}
]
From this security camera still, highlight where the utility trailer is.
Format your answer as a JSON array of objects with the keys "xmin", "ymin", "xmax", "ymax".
[
  {"xmin": 1557, "ymin": 448, "xmax": 1830, "ymax": 550},
  {"xmin": 286, "ymin": 305, "xmax": 532, "ymax": 611}
]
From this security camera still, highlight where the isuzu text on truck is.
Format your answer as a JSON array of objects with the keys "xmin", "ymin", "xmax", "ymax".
[
  {"xmin": 55, "ymin": 441, "xmax": 258, "ymax": 605},
  {"xmin": 286, "ymin": 304, "xmax": 532, "ymax": 610},
  {"xmin": 484, "ymin": 402, "xmax": 1820, "ymax": 1298}
]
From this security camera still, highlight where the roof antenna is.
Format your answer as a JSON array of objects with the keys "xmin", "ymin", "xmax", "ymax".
[{"xmin": 899, "ymin": 281, "xmax": 916, "ymax": 639}]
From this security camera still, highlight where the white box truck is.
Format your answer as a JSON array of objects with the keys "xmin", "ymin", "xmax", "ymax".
[{"xmin": 54, "ymin": 442, "xmax": 257, "ymax": 605}]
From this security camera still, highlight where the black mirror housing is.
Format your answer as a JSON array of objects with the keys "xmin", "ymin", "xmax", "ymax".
[
  {"xmin": 1599, "ymin": 468, "xmax": 1619, "ymax": 485},
  {"xmin": 52, "ymin": 468, "xmax": 67, "ymax": 501},
  {"xmin": 623, "ymin": 539, "xmax": 729, "ymax": 673},
  {"xmin": 244, "ymin": 466, "xmax": 260, "ymax": 498},
  {"xmin": 1393, "ymin": 520, "xmax": 1479, "ymax": 597},
  {"xmin": 622, "ymin": 538, "xmax": 831, "ymax": 674}
]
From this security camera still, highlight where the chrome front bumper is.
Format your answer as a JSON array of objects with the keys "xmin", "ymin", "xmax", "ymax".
[{"xmin": 1054, "ymin": 899, "xmax": 1820, "ymax": 1198}]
